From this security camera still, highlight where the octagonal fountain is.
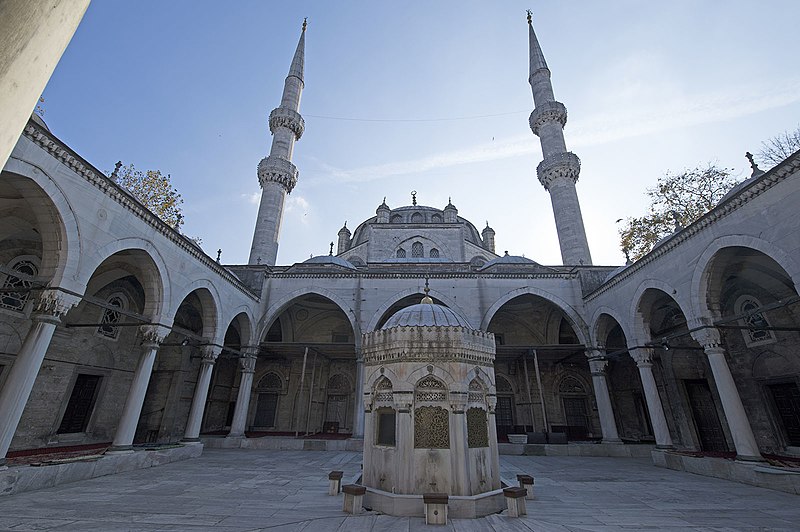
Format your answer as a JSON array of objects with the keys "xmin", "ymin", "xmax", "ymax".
[{"xmin": 360, "ymin": 286, "xmax": 506, "ymax": 518}]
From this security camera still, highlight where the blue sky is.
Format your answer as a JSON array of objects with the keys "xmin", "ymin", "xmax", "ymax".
[{"xmin": 40, "ymin": 1, "xmax": 800, "ymax": 266}]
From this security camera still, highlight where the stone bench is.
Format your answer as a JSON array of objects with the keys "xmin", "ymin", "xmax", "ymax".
[
  {"xmin": 342, "ymin": 484, "xmax": 366, "ymax": 514},
  {"xmin": 503, "ymin": 486, "xmax": 527, "ymax": 517},
  {"xmin": 423, "ymin": 493, "xmax": 449, "ymax": 525},
  {"xmin": 517, "ymin": 474, "xmax": 535, "ymax": 499},
  {"xmin": 328, "ymin": 470, "xmax": 343, "ymax": 495}
]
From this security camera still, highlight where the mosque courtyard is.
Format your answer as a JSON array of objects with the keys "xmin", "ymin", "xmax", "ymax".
[{"xmin": 0, "ymin": 449, "xmax": 796, "ymax": 531}]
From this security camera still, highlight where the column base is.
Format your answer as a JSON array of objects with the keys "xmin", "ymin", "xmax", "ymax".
[
  {"xmin": 0, "ymin": 457, "xmax": 7, "ymax": 471},
  {"xmin": 225, "ymin": 433, "xmax": 245, "ymax": 440},
  {"xmin": 105, "ymin": 445, "xmax": 134, "ymax": 455},
  {"xmin": 180, "ymin": 438, "xmax": 202, "ymax": 444},
  {"xmin": 735, "ymin": 454, "xmax": 766, "ymax": 463}
]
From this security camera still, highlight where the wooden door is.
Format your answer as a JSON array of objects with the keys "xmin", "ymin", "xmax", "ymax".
[
  {"xmin": 254, "ymin": 393, "xmax": 278, "ymax": 428},
  {"xmin": 769, "ymin": 383, "xmax": 800, "ymax": 446},
  {"xmin": 685, "ymin": 380, "xmax": 728, "ymax": 452},
  {"xmin": 58, "ymin": 374, "xmax": 101, "ymax": 433},
  {"xmin": 562, "ymin": 397, "xmax": 589, "ymax": 440}
]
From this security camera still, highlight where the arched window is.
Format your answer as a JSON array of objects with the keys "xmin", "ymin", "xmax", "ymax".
[
  {"xmin": 258, "ymin": 372, "xmax": 283, "ymax": 391},
  {"xmin": 0, "ymin": 258, "xmax": 39, "ymax": 312},
  {"xmin": 735, "ymin": 295, "xmax": 775, "ymax": 346},
  {"xmin": 390, "ymin": 214, "xmax": 402, "ymax": 223},
  {"xmin": 431, "ymin": 213, "xmax": 442, "ymax": 223},
  {"xmin": 396, "ymin": 248, "xmax": 406, "ymax": 258},
  {"xmin": 429, "ymin": 248, "xmax": 440, "ymax": 258},
  {"xmin": 411, "ymin": 212, "xmax": 423, "ymax": 223},
  {"xmin": 411, "ymin": 241, "xmax": 424, "ymax": 258},
  {"xmin": 254, "ymin": 372, "xmax": 283, "ymax": 428},
  {"xmin": 97, "ymin": 294, "xmax": 126, "ymax": 339}
]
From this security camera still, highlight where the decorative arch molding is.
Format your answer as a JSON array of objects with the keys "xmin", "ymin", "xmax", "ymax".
[
  {"xmin": 255, "ymin": 370, "xmax": 287, "ymax": 393},
  {"xmin": 2, "ymin": 161, "xmax": 82, "ymax": 292},
  {"xmin": 407, "ymin": 365, "xmax": 456, "ymax": 389},
  {"xmin": 365, "ymin": 366, "xmax": 406, "ymax": 392},
  {"xmin": 366, "ymin": 287, "xmax": 473, "ymax": 331},
  {"xmin": 494, "ymin": 374, "xmax": 516, "ymax": 395},
  {"xmin": 690, "ymin": 235, "xmax": 800, "ymax": 322},
  {"xmin": 223, "ymin": 308, "xmax": 256, "ymax": 347},
  {"xmin": 629, "ymin": 278, "xmax": 692, "ymax": 345},
  {"xmin": 479, "ymin": 286, "xmax": 589, "ymax": 344},
  {"xmin": 258, "ymin": 287, "xmax": 360, "ymax": 345},
  {"xmin": 172, "ymin": 281, "xmax": 222, "ymax": 344},
  {"xmin": 78, "ymin": 238, "xmax": 171, "ymax": 321},
  {"xmin": 589, "ymin": 306, "xmax": 633, "ymax": 349}
]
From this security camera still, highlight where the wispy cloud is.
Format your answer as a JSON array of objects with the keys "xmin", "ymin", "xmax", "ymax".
[
  {"xmin": 315, "ymin": 78, "xmax": 800, "ymax": 183},
  {"xmin": 242, "ymin": 191, "xmax": 260, "ymax": 205},
  {"xmin": 285, "ymin": 195, "xmax": 311, "ymax": 224}
]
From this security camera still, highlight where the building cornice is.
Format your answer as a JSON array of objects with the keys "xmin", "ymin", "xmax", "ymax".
[
  {"xmin": 21, "ymin": 120, "xmax": 259, "ymax": 301},
  {"xmin": 585, "ymin": 151, "xmax": 800, "ymax": 302}
]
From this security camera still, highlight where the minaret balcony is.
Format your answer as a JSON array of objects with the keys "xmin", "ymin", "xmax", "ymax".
[
  {"xmin": 269, "ymin": 107, "xmax": 305, "ymax": 140},
  {"xmin": 257, "ymin": 155, "xmax": 299, "ymax": 192},
  {"xmin": 537, "ymin": 152, "xmax": 581, "ymax": 189},
  {"xmin": 529, "ymin": 101, "xmax": 567, "ymax": 136}
]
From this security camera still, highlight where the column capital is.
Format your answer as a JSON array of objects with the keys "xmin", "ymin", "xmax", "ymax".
[
  {"xmin": 31, "ymin": 289, "xmax": 79, "ymax": 323},
  {"xmin": 449, "ymin": 390, "xmax": 468, "ymax": 412},
  {"xmin": 239, "ymin": 353, "xmax": 257, "ymax": 374},
  {"xmin": 138, "ymin": 324, "xmax": 169, "ymax": 347},
  {"xmin": 199, "ymin": 345, "xmax": 221, "ymax": 365},
  {"xmin": 689, "ymin": 325, "xmax": 723, "ymax": 351},
  {"xmin": 588, "ymin": 357, "xmax": 609, "ymax": 376},
  {"xmin": 629, "ymin": 347, "xmax": 655, "ymax": 367}
]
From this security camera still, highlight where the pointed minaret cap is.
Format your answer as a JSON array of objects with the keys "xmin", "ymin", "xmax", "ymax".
[
  {"xmin": 527, "ymin": 10, "xmax": 549, "ymax": 75},
  {"xmin": 288, "ymin": 18, "xmax": 306, "ymax": 83}
]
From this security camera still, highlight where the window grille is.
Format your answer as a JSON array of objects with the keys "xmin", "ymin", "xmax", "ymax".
[{"xmin": 0, "ymin": 260, "xmax": 37, "ymax": 311}]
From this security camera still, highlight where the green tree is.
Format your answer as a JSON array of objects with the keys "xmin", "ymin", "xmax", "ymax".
[
  {"xmin": 756, "ymin": 125, "xmax": 800, "ymax": 167},
  {"xmin": 618, "ymin": 164, "xmax": 740, "ymax": 262},
  {"xmin": 110, "ymin": 162, "xmax": 184, "ymax": 229}
]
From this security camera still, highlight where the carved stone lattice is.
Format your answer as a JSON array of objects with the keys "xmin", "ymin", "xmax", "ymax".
[
  {"xmin": 374, "ymin": 376, "xmax": 393, "ymax": 403},
  {"xmin": 495, "ymin": 376, "xmax": 513, "ymax": 393},
  {"xmin": 414, "ymin": 406, "xmax": 450, "ymax": 449},
  {"xmin": 327, "ymin": 374, "xmax": 349, "ymax": 393},
  {"xmin": 467, "ymin": 407, "xmax": 489, "ymax": 448},
  {"xmin": 258, "ymin": 372, "xmax": 282, "ymax": 391},
  {"xmin": 416, "ymin": 376, "xmax": 446, "ymax": 402},
  {"xmin": 558, "ymin": 376, "xmax": 585, "ymax": 393},
  {"xmin": 468, "ymin": 378, "xmax": 486, "ymax": 403}
]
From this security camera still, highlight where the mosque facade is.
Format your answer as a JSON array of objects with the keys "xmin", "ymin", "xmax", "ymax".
[{"xmin": 1, "ymin": 14, "xmax": 799, "ymax": 474}]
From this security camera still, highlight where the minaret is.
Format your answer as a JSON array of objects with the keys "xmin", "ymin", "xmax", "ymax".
[
  {"xmin": 527, "ymin": 11, "xmax": 592, "ymax": 265},
  {"xmin": 249, "ymin": 20, "xmax": 307, "ymax": 265}
]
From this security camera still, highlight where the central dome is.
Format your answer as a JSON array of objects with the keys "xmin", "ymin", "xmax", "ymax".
[{"xmin": 382, "ymin": 302, "xmax": 470, "ymax": 329}]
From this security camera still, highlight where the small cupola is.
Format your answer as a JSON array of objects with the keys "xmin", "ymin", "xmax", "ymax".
[
  {"xmin": 337, "ymin": 221, "xmax": 351, "ymax": 253},
  {"xmin": 376, "ymin": 197, "xmax": 390, "ymax": 223},
  {"xmin": 443, "ymin": 197, "xmax": 458, "ymax": 223}
]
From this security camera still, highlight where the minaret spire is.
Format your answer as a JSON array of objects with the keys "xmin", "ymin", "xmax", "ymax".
[
  {"xmin": 249, "ymin": 20, "xmax": 308, "ymax": 265},
  {"xmin": 527, "ymin": 12, "xmax": 592, "ymax": 265}
]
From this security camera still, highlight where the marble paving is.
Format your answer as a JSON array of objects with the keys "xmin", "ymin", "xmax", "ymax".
[{"xmin": 0, "ymin": 449, "xmax": 796, "ymax": 531}]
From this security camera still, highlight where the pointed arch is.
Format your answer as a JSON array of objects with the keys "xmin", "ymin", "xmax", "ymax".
[
  {"xmin": 480, "ymin": 286, "xmax": 589, "ymax": 344},
  {"xmin": 258, "ymin": 287, "xmax": 359, "ymax": 344},
  {"xmin": 366, "ymin": 287, "xmax": 472, "ymax": 331}
]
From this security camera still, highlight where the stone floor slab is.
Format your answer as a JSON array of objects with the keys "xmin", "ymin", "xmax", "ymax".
[{"xmin": 0, "ymin": 450, "xmax": 795, "ymax": 531}]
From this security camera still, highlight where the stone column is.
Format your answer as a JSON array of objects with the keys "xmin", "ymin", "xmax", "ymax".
[
  {"xmin": 228, "ymin": 348, "xmax": 258, "ymax": 438},
  {"xmin": 109, "ymin": 325, "xmax": 168, "ymax": 452},
  {"xmin": 486, "ymin": 394, "xmax": 501, "ymax": 490},
  {"xmin": 182, "ymin": 345, "xmax": 221, "ymax": 442},
  {"xmin": 352, "ymin": 353, "xmax": 365, "ymax": 438},
  {"xmin": 587, "ymin": 353, "xmax": 622, "ymax": 443},
  {"xmin": 449, "ymin": 389, "xmax": 470, "ymax": 496},
  {"xmin": 0, "ymin": 290, "xmax": 77, "ymax": 466},
  {"xmin": 629, "ymin": 348, "xmax": 673, "ymax": 449},
  {"xmin": 394, "ymin": 391, "xmax": 414, "ymax": 493},
  {"xmin": 0, "ymin": 0, "xmax": 91, "ymax": 170},
  {"xmin": 691, "ymin": 328, "xmax": 763, "ymax": 461}
]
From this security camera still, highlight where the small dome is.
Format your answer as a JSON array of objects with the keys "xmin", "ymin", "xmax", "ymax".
[
  {"xmin": 382, "ymin": 303, "xmax": 470, "ymax": 329},
  {"xmin": 302, "ymin": 255, "xmax": 358, "ymax": 270},
  {"xmin": 479, "ymin": 253, "xmax": 536, "ymax": 270}
]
